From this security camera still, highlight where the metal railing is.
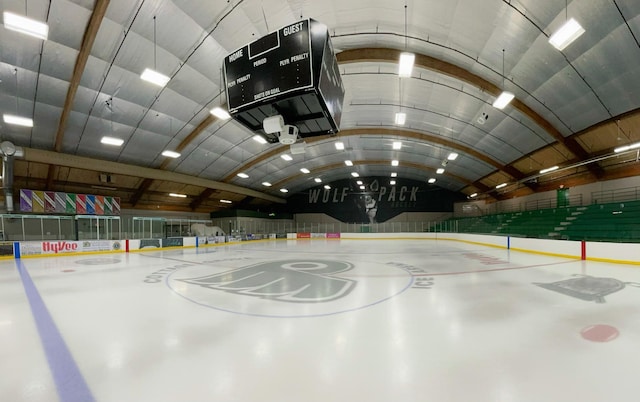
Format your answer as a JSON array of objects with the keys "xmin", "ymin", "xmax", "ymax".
[{"xmin": 592, "ymin": 186, "xmax": 640, "ymax": 204}]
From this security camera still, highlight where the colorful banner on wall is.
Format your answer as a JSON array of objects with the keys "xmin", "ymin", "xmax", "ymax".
[
  {"xmin": 20, "ymin": 189, "xmax": 32, "ymax": 212},
  {"xmin": 32, "ymin": 191, "xmax": 45, "ymax": 213},
  {"xmin": 44, "ymin": 191, "xmax": 56, "ymax": 213},
  {"xmin": 19, "ymin": 189, "xmax": 120, "ymax": 215}
]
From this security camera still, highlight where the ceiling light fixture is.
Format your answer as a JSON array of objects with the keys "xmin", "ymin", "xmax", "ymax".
[
  {"xmin": 253, "ymin": 135, "xmax": 267, "ymax": 144},
  {"xmin": 101, "ymin": 136, "xmax": 124, "ymax": 146},
  {"xmin": 492, "ymin": 49, "xmax": 514, "ymax": 110},
  {"xmin": 237, "ymin": 172, "xmax": 249, "ymax": 178},
  {"xmin": 345, "ymin": 160, "xmax": 353, "ymax": 166},
  {"xmin": 496, "ymin": 183, "xmax": 507, "ymax": 189},
  {"xmin": 549, "ymin": 18, "xmax": 585, "ymax": 51},
  {"xmin": 220, "ymin": 199, "xmax": 232, "ymax": 204},
  {"xmin": 470, "ymin": 193, "xmax": 478, "ymax": 198},
  {"xmin": 436, "ymin": 168, "xmax": 445, "ymax": 174},
  {"xmin": 614, "ymin": 142, "xmax": 640, "ymax": 153},
  {"xmin": 398, "ymin": 5, "xmax": 414, "ymax": 77},
  {"xmin": 335, "ymin": 142, "xmax": 345, "ymax": 150},
  {"xmin": 280, "ymin": 188, "xmax": 289, "ymax": 193},
  {"xmin": 141, "ymin": 68, "xmax": 170, "ymax": 87},
  {"xmin": 398, "ymin": 52, "xmax": 415, "ymax": 77},
  {"xmin": 300, "ymin": 168, "xmax": 310, "ymax": 174},
  {"xmin": 314, "ymin": 178, "xmax": 322, "ymax": 183},
  {"xmin": 169, "ymin": 193, "xmax": 187, "ymax": 198},
  {"xmin": 281, "ymin": 154, "xmax": 293, "ymax": 161},
  {"xmin": 447, "ymin": 152, "xmax": 459, "ymax": 161},
  {"xmin": 539, "ymin": 166, "xmax": 559, "ymax": 174},
  {"xmin": 324, "ymin": 185, "xmax": 331, "ymax": 190},
  {"xmin": 210, "ymin": 107, "xmax": 231, "ymax": 120},
  {"xmin": 161, "ymin": 150, "xmax": 180, "ymax": 158},
  {"xmin": 549, "ymin": 0, "xmax": 585, "ymax": 51},
  {"xmin": 262, "ymin": 182, "xmax": 272, "ymax": 187},
  {"xmin": 140, "ymin": 16, "xmax": 170, "ymax": 87},
  {"xmin": 391, "ymin": 160, "xmax": 399, "ymax": 166},
  {"xmin": 391, "ymin": 172, "xmax": 397, "ymax": 177},
  {"xmin": 395, "ymin": 112, "xmax": 406, "ymax": 125},
  {"xmin": 390, "ymin": 180, "xmax": 396, "ymax": 185},
  {"xmin": 351, "ymin": 172, "xmax": 359, "ymax": 177},
  {"xmin": 3, "ymin": 11, "xmax": 49, "ymax": 40},
  {"xmin": 428, "ymin": 178, "xmax": 436, "ymax": 184},
  {"xmin": 3, "ymin": 114, "xmax": 33, "ymax": 127},
  {"xmin": 392, "ymin": 141, "xmax": 402, "ymax": 150},
  {"xmin": 359, "ymin": 185, "xmax": 366, "ymax": 190}
]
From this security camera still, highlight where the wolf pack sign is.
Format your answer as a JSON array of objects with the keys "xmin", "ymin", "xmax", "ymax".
[
  {"xmin": 167, "ymin": 259, "xmax": 414, "ymax": 317},
  {"xmin": 287, "ymin": 177, "xmax": 465, "ymax": 223}
]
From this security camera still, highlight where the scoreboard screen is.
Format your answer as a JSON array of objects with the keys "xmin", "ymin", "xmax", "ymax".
[{"xmin": 224, "ymin": 20, "xmax": 314, "ymax": 113}]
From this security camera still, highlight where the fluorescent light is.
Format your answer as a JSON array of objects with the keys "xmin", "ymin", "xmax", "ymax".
[
  {"xmin": 391, "ymin": 172, "xmax": 397, "ymax": 177},
  {"xmin": 101, "ymin": 136, "xmax": 124, "ymax": 146},
  {"xmin": 253, "ymin": 135, "xmax": 267, "ymax": 144},
  {"xmin": 539, "ymin": 166, "xmax": 559, "ymax": 174},
  {"xmin": 614, "ymin": 142, "xmax": 640, "ymax": 153},
  {"xmin": 140, "ymin": 68, "xmax": 170, "ymax": 87},
  {"xmin": 492, "ymin": 91, "xmax": 515, "ymax": 109},
  {"xmin": 470, "ymin": 193, "xmax": 478, "ymax": 198},
  {"xmin": 220, "ymin": 199, "xmax": 232, "ymax": 204},
  {"xmin": 392, "ymin": 141, "xmax": 402, "ymax": 150},
  {"xmin": 161, "ymin": 150, "xmax": 180, "ymax": 158},
  {"xmin": 169, "ymin": 193, "xmax": 187, "ymax": 198},
  {"xmin": 447, "ymin": 152, "xmax": 459, "ymax": 161},
  {"xmin": 395, "ymin": 112, "xmax": 406, "ymax": 125},
  {"xmin": 3, "ymin": 114, "xmax": 33, "ymax": 127},
  {"xmin": 428, "ymin": 178, "xmax": 436, "ymax": 184},
  {"xmin": 237, "ymin": 172, "xmax": 249, "ymax": 178},
  {"xmin": 549, "ymin": 18, "xmax": 585, "ymax": 51},
  {"xmin": 3, "ymin": 12, "xmax": 49, "ymax": 40},
  {"xmin": 496, "ymin": 183, "xmax": 507, "ymax": 189},
  {"xmin": 359, "ymin": 185, "xmax": 365, "ymax": 190},
  {"xmin": 324, "ymin": 185, "xmax": 331, "ymax": 190},
  {"xmin": 398, "ymin": 52, "xmax": 415, "ymax": 77},
  {"xmin": 281, "ymin": 154, "xmax": 293, "ymax": 161},
  {"xmin": 314, "ymin": 178, "xmax": 322, "ymax": 183},
  {"xmin": 390, "ymin": 180, "xmax": 396, "ymax": 185},
  {"xmin": 210, "ymin": 107, "xmax": 231, "ymax": 120},
  {"xmin": 436, "ymin": 168, "xmax": 445, "ymax": 174},
  {"xmin": 262, "ymin": 182, "xmax": 272, "ymax": 187},
  {"xmin": 91, "ymin": 185, "xmax": 117, "ymax": 191},
  {"xmin": 391, "ymin": 160, "xmax": 399, "ymax": 166},
  {"xmin": 280, "ymin": 188, "xmax": 289, "ymax": 193},
  {"xmin": 335, "ymin": 142, "xmax": 345, "ymax": 150},
  {"xmin": 300, "ymin": 168, "xmax": 310, "ymax": 174},
  {"xmin": 351, "ymin": 172, "xmax": 359, "ymax": 177},
  {"xmin": 356, "ymin": 181, "xmax": 363, "ymax": 185},
  {"xmin": 345, "ymin": 160, "xmax": 353, "ymax": 166}
]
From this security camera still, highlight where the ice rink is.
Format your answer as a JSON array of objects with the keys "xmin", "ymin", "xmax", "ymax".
[{"xmin": 2, "ymin": 238, "xmax": 640, "ymax": 402}]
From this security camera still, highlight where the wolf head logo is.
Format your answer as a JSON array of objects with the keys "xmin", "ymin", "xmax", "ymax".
[{"xmin": 178, "ymin": 260, "xmax": 356, "ymax": 303}]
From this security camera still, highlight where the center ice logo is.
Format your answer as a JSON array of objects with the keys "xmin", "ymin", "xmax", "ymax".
[{"xmin": 178, "ymin": 260, "xmax": 356, "ymax": 303}]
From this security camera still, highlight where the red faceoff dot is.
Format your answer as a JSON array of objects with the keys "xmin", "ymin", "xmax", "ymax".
[{"xmin": 581, "ymin": 324, "xmax": 619, "ymax": 342}]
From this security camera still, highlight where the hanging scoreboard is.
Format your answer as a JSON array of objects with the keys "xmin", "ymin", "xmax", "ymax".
[{"xmin": 224, "ymin": 19, "xmax": 345, "ymax": 143}]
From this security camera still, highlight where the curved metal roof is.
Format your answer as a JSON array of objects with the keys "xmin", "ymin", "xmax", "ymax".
[{"xmin": 1, "ymin": 0, "xmax": 639, "ymax": 212}]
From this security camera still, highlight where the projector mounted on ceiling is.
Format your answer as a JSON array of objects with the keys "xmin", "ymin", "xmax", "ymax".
[{"xmin": 263, "ymin": 115, "xmax": 299, "ymax": 145}]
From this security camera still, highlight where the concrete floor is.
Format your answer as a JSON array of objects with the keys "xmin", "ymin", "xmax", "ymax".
[{"xmin": 2, "ymin": 238, "xmax": 640, "ymax": 402}]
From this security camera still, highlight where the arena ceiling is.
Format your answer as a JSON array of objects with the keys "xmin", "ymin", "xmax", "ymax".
[{"xmin": 1, "ymin": 0, "xmax": 640, "ymax": 213}]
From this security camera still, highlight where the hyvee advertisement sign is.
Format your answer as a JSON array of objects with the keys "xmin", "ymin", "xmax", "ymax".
[{"xmin": 288, "ymin": 177, "xmax": 464, "ymax": 223}]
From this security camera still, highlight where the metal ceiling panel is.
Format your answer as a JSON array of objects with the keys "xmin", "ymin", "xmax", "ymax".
[{"xmin": 48, "ymin": 0, "xmax": 92, "ymax": 49}]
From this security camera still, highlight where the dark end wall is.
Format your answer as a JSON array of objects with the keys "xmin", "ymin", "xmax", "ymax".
[{"xmin": 287, "ymin": 177, "xmax": 465, "ymax": 223}]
